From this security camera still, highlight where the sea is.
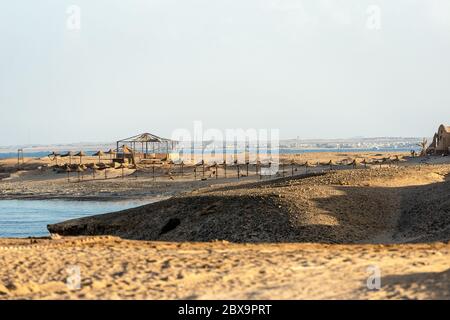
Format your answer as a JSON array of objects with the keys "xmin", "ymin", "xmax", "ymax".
[{"xmin": 0, "ymin": 199, "xmax": 150, "ymax": 238}]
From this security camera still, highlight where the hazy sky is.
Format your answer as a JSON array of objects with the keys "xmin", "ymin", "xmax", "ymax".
[{"xmin": 1, "ymin": 0, "xmax": 450, "ymax": 145}]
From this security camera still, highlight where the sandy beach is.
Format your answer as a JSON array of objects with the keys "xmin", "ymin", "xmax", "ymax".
[
  {"xmin": 0, "ymin": 238, "xmax": 448, "ymax": 300},
  {"xmin": 0, "ymin": 151, "xmax": 415, "ymax": 201},
  {"xmin": 1, "ymin": 152, "xmax": 449, "ymax": 299}
]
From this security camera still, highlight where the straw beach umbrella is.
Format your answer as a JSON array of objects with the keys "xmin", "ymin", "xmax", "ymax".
[
  {"xmin": 245, "ymin": 160, "xmax": 249, "ymax": 177},
  {"xmin": 91, "ymin": 163, "xmax": 99, "ymax": 179},
  {"xmin": 372, "ymin": 159, "xmax": 381, "ymax": 168},
  {"xmin": 80, "ymin": 164, "xmax": 87, "ymax": 179},
  {"xmin": 98, "ymin": 163, "xmax": 110, "ymax": 180},
  {"xmin": 76, "ymin": 165, "xmax": 84, "ymax": 182},
  {"xmin": 195, "ymin": 160, "xmax": 205, "ymax": 179},
  {"xmin": 347, "ymin": 159, "xmax": 357, "ymax": 169},
  {"xmin": 361, "ymin": 158, "xmax": 368, "ymax": 168},
  {"xmin": 48, "ymin": 152, "xmax": 60, "ymax": 166},
  {"xmin": 201, "ymin": 160, "xmax": 205, "ymax": 178},
  {"xmin": 320, "ymin": 160, "xmax": 335, "ymax": 170},
  {"xmin": 180, "ymin": 160, "xmax": 184, "ymax": 176},
  {"xmin": 382, "ymin": 157, "xmax": 390, "ymax": 167},
  {"xmin": 290, "ymin": 160, "xmax": 296, "ymax": 176},
  {"xmin": 74, "ymin": 151, "xmax": 86, "ymax": 164},
  {"xmin": 300, "ymin": 161, "xmax": 310, "ymax": 173},
  {"xmin": 233, "ymin": 159, "xmax": 240, "ymax": 179},
  {"xmin": 92, "ymin": 151, "xmax": 105, "ymax": 164},
  {"xmin": 391, "ymin": 155, "xmax": 401, "ymax": 166},
  {"xmin": 65, "ymin": 166, "xmax": 72, "ymax": 182},
  {"xmin": 61, "ymin": 151, "xmax": 74, "ymax": 165},
  {"xmin": 105, "ymin": 149, "xmax": 115, "ymax": 162},
  {"xmin": 212, "ymin": 162, "xmax": 219, "ymax": 179},
  {"xmin": 222, "ymin": 160, "xmax": 227, "ymax": 178},
  {"xmin": 118, "ymin": 163, "xmax": 126, "ymax": 179}
]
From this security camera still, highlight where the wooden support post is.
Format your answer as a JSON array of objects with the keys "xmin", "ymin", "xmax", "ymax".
[
  {"xmin": 202, "ymin": 160, "xmax": 205, "ymax": 178},
  {"xmin": 145, "ymin": 142, "xmax": 148, "ymax": 159},
  {"xmin": 222, "ymin": 140, "xmax": 227, "ymax": 164},
  {"xmin": 17, "ymin": 149, "xmax": 24, "ymax": 169},
  {"xmin": 224, "ymin": 162, "xmax": 227, "ymax": 178},
  {"xmin": 166, "ymin": 141, "xmax": 169, "ymax": 161}
]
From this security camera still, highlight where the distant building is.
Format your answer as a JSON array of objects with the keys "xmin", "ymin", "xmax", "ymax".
[{"xmin": 427, "ymin": 124, "xmax": 450, "ymax": 155}]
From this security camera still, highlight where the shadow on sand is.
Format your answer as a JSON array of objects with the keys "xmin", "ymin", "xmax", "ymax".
[
  {"xmin": 364, "ymin": 268, "xmax": 450, "ymax": 299},
  {"xmin": 48, "ymin": 173, "xmax": 450, "ymax": 244}
]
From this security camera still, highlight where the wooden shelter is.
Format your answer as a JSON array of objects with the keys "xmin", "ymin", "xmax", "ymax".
[{"xmin": 116, "ymin": 132, "xmax": 176, "ymax": 163}]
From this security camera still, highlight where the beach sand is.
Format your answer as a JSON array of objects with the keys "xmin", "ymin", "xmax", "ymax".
[
  {"xmin": 0, "ymin": 238, "xmax": 448, "ymax": 299},
  {"xmin": 0, "ymin": 151, "xmax": 423, "ymax": 201},
  {"xmin": 48, "ymin": 162, "xmax": 450, "ymax": 244},
  {"xmin": 1, "ymin": 152, "xmax": 450, "ymax": 299}
]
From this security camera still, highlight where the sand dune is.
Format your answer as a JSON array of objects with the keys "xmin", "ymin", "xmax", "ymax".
[{"xmin": 48, "ymin": 164, "xmax": 450, "ymax": 244}]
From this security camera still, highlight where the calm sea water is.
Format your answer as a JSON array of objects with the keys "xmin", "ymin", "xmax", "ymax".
[{"xmin": 0, "ymin": 200, "xmax": 149, "ymax": 238}]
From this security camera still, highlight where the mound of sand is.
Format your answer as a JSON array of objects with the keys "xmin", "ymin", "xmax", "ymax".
[{"xmin": 48, "ymin": 165, "xmax": 450, "ymax": 244}]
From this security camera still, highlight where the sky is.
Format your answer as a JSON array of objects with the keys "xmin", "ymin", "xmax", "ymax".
[{"xmin": 1, "ymin": 0, "xmax": 450, "ymax": 146}]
